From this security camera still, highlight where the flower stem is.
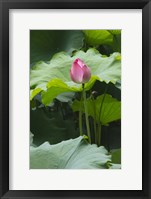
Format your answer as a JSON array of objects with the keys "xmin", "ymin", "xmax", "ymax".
[
  {"xmin": 91, "ymin": 94, "xmax": 97, "ymax": 144},
  {"xmin": 79, "ymin": 107, "xmax": 83, "ymax": 136},
  {"xmin": 94, "ymin": 118, "xmax": 97, "ymax": 144},
  {"xmin": 82, "ymin": 84, "xmax": 91, "ymax": 143},
  {"xmin": 97, "ymin": 85, "xmax": 108, "ymax": 146},
  {"xmin": 98, "ymin": 122, "xmax": 102, "ymax": 146}
]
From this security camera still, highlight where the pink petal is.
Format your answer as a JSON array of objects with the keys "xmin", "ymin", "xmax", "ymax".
[
  {"xmin": 70, "ymin": 60, "xmax": 84, "ymax": 83},
  {"xmin": 76, "ymin": 58, "xmax": 85, "ymax": 68},
  {"xmin": 82, "ymin": 65, "xmax": 91, "ymax": 83}
]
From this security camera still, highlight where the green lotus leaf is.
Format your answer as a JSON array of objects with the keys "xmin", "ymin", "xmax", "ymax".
[
  {"xmin": 72, "ymin": 94, "xmax": 121, "ymax": 125},
  {"xmin": 30, "ymin": 107, "xmax": 79, "ymax": 146},
  {"xmin": 108, "ymin": 30, "xmax": 121, "ymax": 35},
  {"xmin": 30, "ymin": 48, "xmax": 121, "ymax": 105},
  {"xmin": 111, "ymin": 149, "xmax": 121, "ymax": 164},
  {"xmin": 30, "ymin": 30, "xmax": 84, "ymax": 64},
  {"xmin": 83, "ymin": 30, "xmax": 113, "ymax": 46},
  {"xmin": 109, "ymin": 163, "xmax": 121, "ymax": 169},
  {"xmin": 56, "ymin": 92, "xmax": 75, "ymax": 103},
  {"xmin": 30, "ymin": 136, "xmax": 111, "ymax": 169}
]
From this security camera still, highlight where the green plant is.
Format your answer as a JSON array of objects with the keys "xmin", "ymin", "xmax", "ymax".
[{"xmin": 30, "ymin": 30, "xmax": 121, "ymax": 169}]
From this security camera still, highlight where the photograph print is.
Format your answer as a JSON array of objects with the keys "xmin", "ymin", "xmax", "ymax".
[{"xmin": 30, "ymin": 30, "xmax": 121, "ymax": 169}]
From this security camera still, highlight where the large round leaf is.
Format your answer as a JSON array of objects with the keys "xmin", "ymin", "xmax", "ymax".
[
  {"xmin": 72, "ymin": 94, "xmax": 121, "ymax": 125},
  {"xmin": 30, "ymin": 30, "xmax": 84, "ymax": 65},
  {"xmin": 30, "ymin": 48, "xmax": 121, "ymax": 105},
  {"xmin": 30, "ymin": 136, "xmax": 111, "ymax": 169},
  {"xmin": 83, "ymin": 30, "xmax": 113, "ymax": 46}
]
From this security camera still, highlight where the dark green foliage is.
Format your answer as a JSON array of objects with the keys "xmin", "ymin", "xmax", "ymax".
[
  {"xmin": 30, "ymin": 30, "xmax": 121, "ymax": 169},
  {"xmin": 30, "ymin": 30, "xmax": 84, "ymax": 65},
  {"xmin": 30, "ymin": 102, "xmax": 79, "ymax": 146}
]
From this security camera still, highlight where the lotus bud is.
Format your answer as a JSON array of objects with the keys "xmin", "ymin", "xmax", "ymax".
[{"xmin": 70, "ymin": 58, "xmax": 91, "ymax": 84}]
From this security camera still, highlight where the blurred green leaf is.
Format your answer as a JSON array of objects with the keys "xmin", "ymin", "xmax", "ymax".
[
  {"xmin": 98, "ymin": 30, "xmax": 121, "ymax": 55},
  {"xmin": 83, "ymin": 30, "xmax": 113, "ymax": 46},
  {"xmin": 30, "ymin": 136, "xmax": 111, "ymax": 169},
  {"xmin": 72, "ymin": 94, "xmax": 121, "ymax": 125},
  {"xmin": 56, "ymin": 92, "xmax": 75, "ymax": 103},
  {"xmin": 112, "ymin": 34, "xmax": 121, "ymax": 53},
  {"xmin": 108, "ymin": 30, "xmax": 121, "ymax": 35},
  {"xmin": 30, "ymin": 107, "xmax": 79, "ymax": 145},
  {"xmin": 30, "ymin": 30, "xmax": 84, "ymax": 64},
  {"xmin": 111, "ymin": 149, "xmax": 121, "ymax": 164}
]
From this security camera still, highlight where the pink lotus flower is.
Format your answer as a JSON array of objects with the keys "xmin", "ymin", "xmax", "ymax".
[{"xmin": 70, "ymin": 58, "xmax": 91, "ymax": 84}]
